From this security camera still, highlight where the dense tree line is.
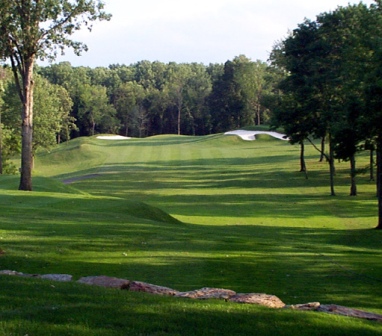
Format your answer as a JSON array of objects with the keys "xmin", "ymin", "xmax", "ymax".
[{"xmin": 33, "ymin": 57, "xmax": 279, "ymax": 138}]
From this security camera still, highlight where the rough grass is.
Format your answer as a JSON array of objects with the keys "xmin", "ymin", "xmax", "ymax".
[{"xmin": 0, "ymin": 132, "xmax": 381, "ymax": 335}]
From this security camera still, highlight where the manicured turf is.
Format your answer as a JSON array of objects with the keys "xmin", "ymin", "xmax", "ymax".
[{"xmin": 0, "ymin": 132, "xmax": 381, "ymax": 335}]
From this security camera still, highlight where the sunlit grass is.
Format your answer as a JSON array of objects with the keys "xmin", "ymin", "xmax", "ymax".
[{"xmin": 0, "ymin": 132, "xmax": 381, "ymax": 335}]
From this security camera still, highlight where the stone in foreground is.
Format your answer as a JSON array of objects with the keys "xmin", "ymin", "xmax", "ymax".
[
  {"xmin": 229, "ymin": 293, "xmax": 286, "ymax": 308},
  {"xmin": 126, "ymin": 281, "xmax": 179, "ymax": 295},
  {"xmin": 77, "ymin": 275, "xmax": 130, "ymax": 288},
  {"xmin": 175, "ymin": 287, "xmax": 236, "ymax": 300},
  {"xmin": 318, "ymin": 304, "xmax": 382, "ymax": 322},
  {"xmin": 39, "ymin": 274, "xmax": 73, "ymax": 282}
]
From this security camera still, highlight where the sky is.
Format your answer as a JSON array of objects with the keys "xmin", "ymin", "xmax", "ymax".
[{"xmin": 41, "ymin": 0, "xmax": 375, "ymax": 67}]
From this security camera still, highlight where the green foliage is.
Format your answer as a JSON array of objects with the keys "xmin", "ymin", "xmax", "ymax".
[
  {"xmin": 78, "ymin": 84, "xmax": 118, "ymax": 135},
  {"xmin": 270, "ymin": 1, "xmax": 382, "ymax": 218},
  {"xmin": 38, "ymin": 58, "xmax": 279, "ymax": 138},
  {"xmin": 1, "ymin": 75, "xmax": 73, "ymax": 154},
  {"xmin": 113, "ymin": 81, "xmax": 146, "ymax": 137},
  {"xmin": 33, "ymin": 75, "xmax": 74, "ymax": 152}
]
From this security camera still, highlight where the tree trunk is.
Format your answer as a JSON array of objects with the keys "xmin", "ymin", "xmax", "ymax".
[
  {"xmin": 257, "ymin": 104, "xmax": 261, "ymax": 126},
  {"xmin": 299, "ymin": 141, "xmax": 308, "ymax": 179},
  {"xmin": 19, "ymin": 58, "xmax": 35, "ymax": 191},
  {"xmin": 177, "ymin": 106, "xmax": 181, "ymax": 135},
  {"xmin": 91, "ymin": 116, "xmax": 95, "ymax": 136},
  {"xmin": 329, "ymin": 134, "xmax": 336, "ymax": 196},
  {"xmin": 376, "ymin": 136, "xmax": 382, "ymax": 229},
  {"xmin": 349, "ymin": 154, "xmax": 357, "ymax": 196},
  {"xmin": 125, "ymin": 114, "xmax": 129, "ymax": 137},
  {"xmin": 0, "ymin": 110, "xmax": 3, "ymax": 175},
  {"xmin": 319, "ymin": 137, "xmax": 325, "ymax": 162},
  {"xmin": 370, "ymin": 148, "xmax": 375, "ymax": 182}
]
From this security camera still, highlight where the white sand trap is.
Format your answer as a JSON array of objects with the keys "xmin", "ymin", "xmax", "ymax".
[
  {"xmin": 97, "ymin": 135, "xmax": 131, "ymax": 140},
  {"xmin": 224, "ymin": 130, "xmax": 288, "ymax": 141}
]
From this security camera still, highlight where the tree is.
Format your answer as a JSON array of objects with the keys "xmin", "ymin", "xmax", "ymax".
[
  {"xmin": 209, "ymin": 60, "xmax": 246, "ymax": 133},
  {"xmin": 233, "ymin": 56, "xmax": 269, "ymax": 125},
  {"xmin": 166, "ymin": 63, "xmax": 192, "ymax": 135},
  {"xmin": 2, "ymin": 75, "xmax": 73, "ymax": 168},
  {"xmin": 0, "ymin": 66, "xmax": 10, "ymax": 174},
  {"xmin": 270, "ymin": 20, "xmax": 331, "ymax": 184},
  {"xmin": 78, "ymin": 84, "xmax": 117, "ymax": 136},
  {"xmin": 113, "ymin": 81, "xmax": 145, "ymax": 137},
  {"xmin": 362, "ymin": 0, "xmax": 382, "ymax": 229},
  {"xmin": 183, "ymin": 63, "xmax": 212, "ymax": 135},
  {"xmin": 0, "ymin": 1, "xmax": 110, "ymax": 190},
  {"xmin": 33, "ymin": 76, "xmax": 74, "ymax": 152}
]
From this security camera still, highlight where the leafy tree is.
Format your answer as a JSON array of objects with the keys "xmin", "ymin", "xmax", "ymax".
[
  {"xmin": 32, "ymin": 76, "xmax": 72, "ymax": 153},
  {"xmin": 113, "ymin": 81, "xmax": 145, "ymax": 137},
  {"xmin": 362, "ymin": 0, "xmax": 382, "ymax": 229},
  {"xmin": 54, "ymin": 85, "xmax": 77, "ymax": 143},
  {"xmin": 0, "ymin": 66, "xmax": 10, "ymax": 174},
  {"xmin": 209, "ymin": 60, "xmax": 246, "ymax": 133},
  {"xmin": 270, "ymin": 20, "xmax": 329, "ymax": 182},
  {"xmin": 183, "ymin": 63, "xmax": 212, "ymax": 135},
  {"xmin": 0, "ymin": 0, "xmax": 110, "ymax": 190},
  {"xmin": 78, "ymin": 84, "xmax": 117, "ymax": 136},
  {"xmin": 166, "ymin": 63, "xmax": 193, "ymax": 135},
  {"xmin": 233, "ymin": 56, "xmax": 270, "ymax": 125}
]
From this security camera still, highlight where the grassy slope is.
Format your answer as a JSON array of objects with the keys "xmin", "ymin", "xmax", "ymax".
[{"xmin": 0, "ymin": 133, "xmax": 381, "ymax": 335}]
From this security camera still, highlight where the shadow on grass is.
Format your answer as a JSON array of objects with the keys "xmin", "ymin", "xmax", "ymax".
[
  {"xmin": 54, "ymin": 159, "xmax": 377, "ymax": 222},
  {"xmin": 0, "ymin": 276, "xmax": 381, "ymax": 336},
  {"xmin": 0, "ymin": 193, "xmax": 381, "ymax": 311}
]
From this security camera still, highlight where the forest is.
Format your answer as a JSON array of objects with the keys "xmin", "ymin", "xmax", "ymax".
[{"xmin": 2, "ymin": 56, "xmax": 281, "ymax": 140}]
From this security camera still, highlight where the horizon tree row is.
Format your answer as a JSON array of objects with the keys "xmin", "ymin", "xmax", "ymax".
[{"xmin": 33, "ymin": 56, "xmax": 281, "ymax": 138}]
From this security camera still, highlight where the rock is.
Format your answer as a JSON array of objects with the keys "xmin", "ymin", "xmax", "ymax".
[
  {"xmin": 228, "ymin": 293, "xmax": 286, "ymax": 308},
  {"xmin": 175, "ymin": 287, "xmax": 236, "ymax": 300},
  {"xmin": 77, "ymin": 276, "xmax": 130, "ymax": 288},
  {"xmin": 318, "ymin": 304, "xmax": 382, "ymax": 322},
  {"xmin": 0, "ymin": 270, "xmax": 39, "ymax": 277},
  {"xmin": 39, "ymin": 274, "xmax": 73, "ymax": 282},
  {"xmin": 127, "ymin": 281, "xmax": 179, "ymax": 296},
  {"xmin": 0, "ymin": 270, "xmax": 24, "ymax": 276},
  {"xmin": 288, "ymin": 302, "xmax": 321, "ymax": 310}
]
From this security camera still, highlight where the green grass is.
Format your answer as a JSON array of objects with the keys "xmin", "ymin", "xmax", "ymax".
[{"xmin": 0, "ymin": 133, "xmax": 381, "ymax": 335}]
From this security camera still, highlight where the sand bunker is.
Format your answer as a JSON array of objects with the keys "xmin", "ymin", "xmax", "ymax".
[
  {"xmin": 97, "ymin": 135, "xmax": 131, "ymax": 140},
  {"xmin": 224, "ymin": 130, "xmax": 288, "ymax": 141},
  {"xmin": 96, "ymin": 131, "xmax": 287, "ymax": 141}
]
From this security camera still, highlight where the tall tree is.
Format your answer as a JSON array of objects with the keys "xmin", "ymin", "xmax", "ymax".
[
  {"xmin": 113, "ymin": 81, "xmax": 145, "ymax": 137},
  {"xmin": 0, "ymin": 0, "xmax": 110, "ymax": 190},
  {"xmin": 166, "ymin": 63, "xmax": 192, "ymax": 135},
  {"xmin": 0, "ymin": 66, "xmax": 10, "ymax": 174},
  {"xmin": 209, "ymin": 60, "xmax": 246, "ymax": 133},
  {"xmin": 2, "ymin": 75, "xmax": 73, "ymax": 162},
  {"xmin": 78, "ymin": 84, "xmax": 117, "ymax": 136},
  {"xmin": 233, "ymin": 56, "xmax": 269, "ymax": 125}
]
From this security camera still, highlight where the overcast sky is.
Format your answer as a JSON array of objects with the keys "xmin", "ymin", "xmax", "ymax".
[{"xmin": 42, "ymin": 0, "xmax": 375, "ymax": 67}]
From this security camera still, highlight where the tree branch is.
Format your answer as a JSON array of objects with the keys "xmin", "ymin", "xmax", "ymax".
[{"xmin": 306, "ymin": 137, "xmax": 330, "ymax": 162}]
